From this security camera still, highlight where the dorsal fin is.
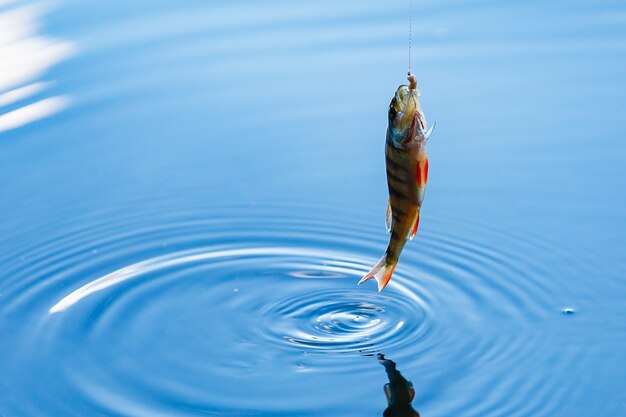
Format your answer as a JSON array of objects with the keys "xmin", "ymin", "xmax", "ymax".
[{"xmin": 386, "ymin": 200, "xmax": 392, "ymax": 233}]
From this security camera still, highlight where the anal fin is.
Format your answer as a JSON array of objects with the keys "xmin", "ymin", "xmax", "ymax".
[{"xmin": 409, "ymin": 209, "xmax": 420, "ymax": 240}]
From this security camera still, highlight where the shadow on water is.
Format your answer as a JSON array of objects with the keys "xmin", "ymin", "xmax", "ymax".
[{"xmin": 377, "ymin": 354, "xmax": 421, "ymax": 417}]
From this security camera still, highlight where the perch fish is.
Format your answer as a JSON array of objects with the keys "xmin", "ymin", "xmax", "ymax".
[{"xmin": 359, "ymin": 74, "xmax": 433, "ymax": 291}]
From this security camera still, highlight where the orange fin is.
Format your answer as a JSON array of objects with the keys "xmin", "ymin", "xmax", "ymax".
[
  {"xmin": 358, "ymin": 256, "xmax": 397, "ymax": 292},
  {"xmin": 409, "ymin": 209, "xmax": 420, "ymax": 240},
  {"xmin": 416, "ymin": 157, "xmax": 429, "ymax": 187}
]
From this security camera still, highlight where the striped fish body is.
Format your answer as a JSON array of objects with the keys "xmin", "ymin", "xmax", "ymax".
[
  {"xmin": 385, "ymin": 141, "xmax": 428, "ymax": 263},
  {"xmin": 359, "ymin": 75, "xmax": 432, "ymax": 292}
]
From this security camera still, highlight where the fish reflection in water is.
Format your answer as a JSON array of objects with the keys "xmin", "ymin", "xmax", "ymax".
[{"xmin": 378, "ymin": 354, "xmax": 420, "ymax": 417}]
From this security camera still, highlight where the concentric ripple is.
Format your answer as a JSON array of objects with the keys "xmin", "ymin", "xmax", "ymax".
[
  {"xmin": 0, "ymin": 203, "xmax": 587, "ymax": 416},
  {"xmin": 46, "ymin": 245, "xmax": 432, "ymax": 361},
  {"xmin": 259, "ymin": 287, "xmax": 428, "ymax": 356}
]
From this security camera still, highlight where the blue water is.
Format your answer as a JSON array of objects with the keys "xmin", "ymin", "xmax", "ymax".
[{"xmin": 1, "ymin": 0, "xmax": 625, "ymax": 416}]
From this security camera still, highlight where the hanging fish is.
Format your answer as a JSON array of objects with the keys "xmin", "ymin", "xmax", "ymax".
[{"xmin": 359, "ymin": 74, "xmax": 434, "ymax": 291}]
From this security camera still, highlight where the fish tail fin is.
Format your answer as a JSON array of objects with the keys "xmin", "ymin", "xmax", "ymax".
[{"xmin": 358, "ymin": 255, "xmax": 397, "ymax": 292}]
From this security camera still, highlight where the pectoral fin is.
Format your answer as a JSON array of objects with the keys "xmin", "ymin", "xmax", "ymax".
[
  {"xmin": 385, "ymin": 200, "xmax": 392, "ymax": 233},
  {"xmin": 416, "ymin": 157, "xmax": 428, "ymax": 188}
]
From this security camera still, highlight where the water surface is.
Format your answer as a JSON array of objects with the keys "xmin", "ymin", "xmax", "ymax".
[{"xmin": 1, "ymin": 0, "xmax": 625, "ymax": 416}]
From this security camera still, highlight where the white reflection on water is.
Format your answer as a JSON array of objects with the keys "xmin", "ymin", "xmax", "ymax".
[
  {"xmin": 0, "ymin": 95, "xmax": 69, "ymax": 131},
  {"xmin": 0, "ymin": 1, "xmax": 75, "ymax": 132},
  {"xmin": 48, "ymin": 247, "xmax": 329, "ymax": 314}
]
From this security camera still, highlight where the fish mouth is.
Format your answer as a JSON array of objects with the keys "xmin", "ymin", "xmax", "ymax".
[
  {"xmin": 388, "ymin": 74, "xmax": 429, "ymax": 145},
  {"xmin": 390, "ymin": 85, "xmax": 419, "ymax": 139},
  {"xmin": 392, "ymin": 86, "xmax": 417, "ymax": 124}
]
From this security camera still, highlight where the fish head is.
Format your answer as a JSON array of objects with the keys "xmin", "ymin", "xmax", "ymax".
[{"xmin": 387, "ymin": 74, "xmax": 427, "ymax": 146}]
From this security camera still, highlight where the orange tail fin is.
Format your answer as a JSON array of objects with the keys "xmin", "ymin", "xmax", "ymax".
[{"xmin": 358, "ymin": 255, "xmax": 397, "ymax": 292}]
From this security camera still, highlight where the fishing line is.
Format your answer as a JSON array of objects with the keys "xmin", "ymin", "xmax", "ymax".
[{"xmin": 408, "ymin": 0, "xmax": 412, "ymax": 75}]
